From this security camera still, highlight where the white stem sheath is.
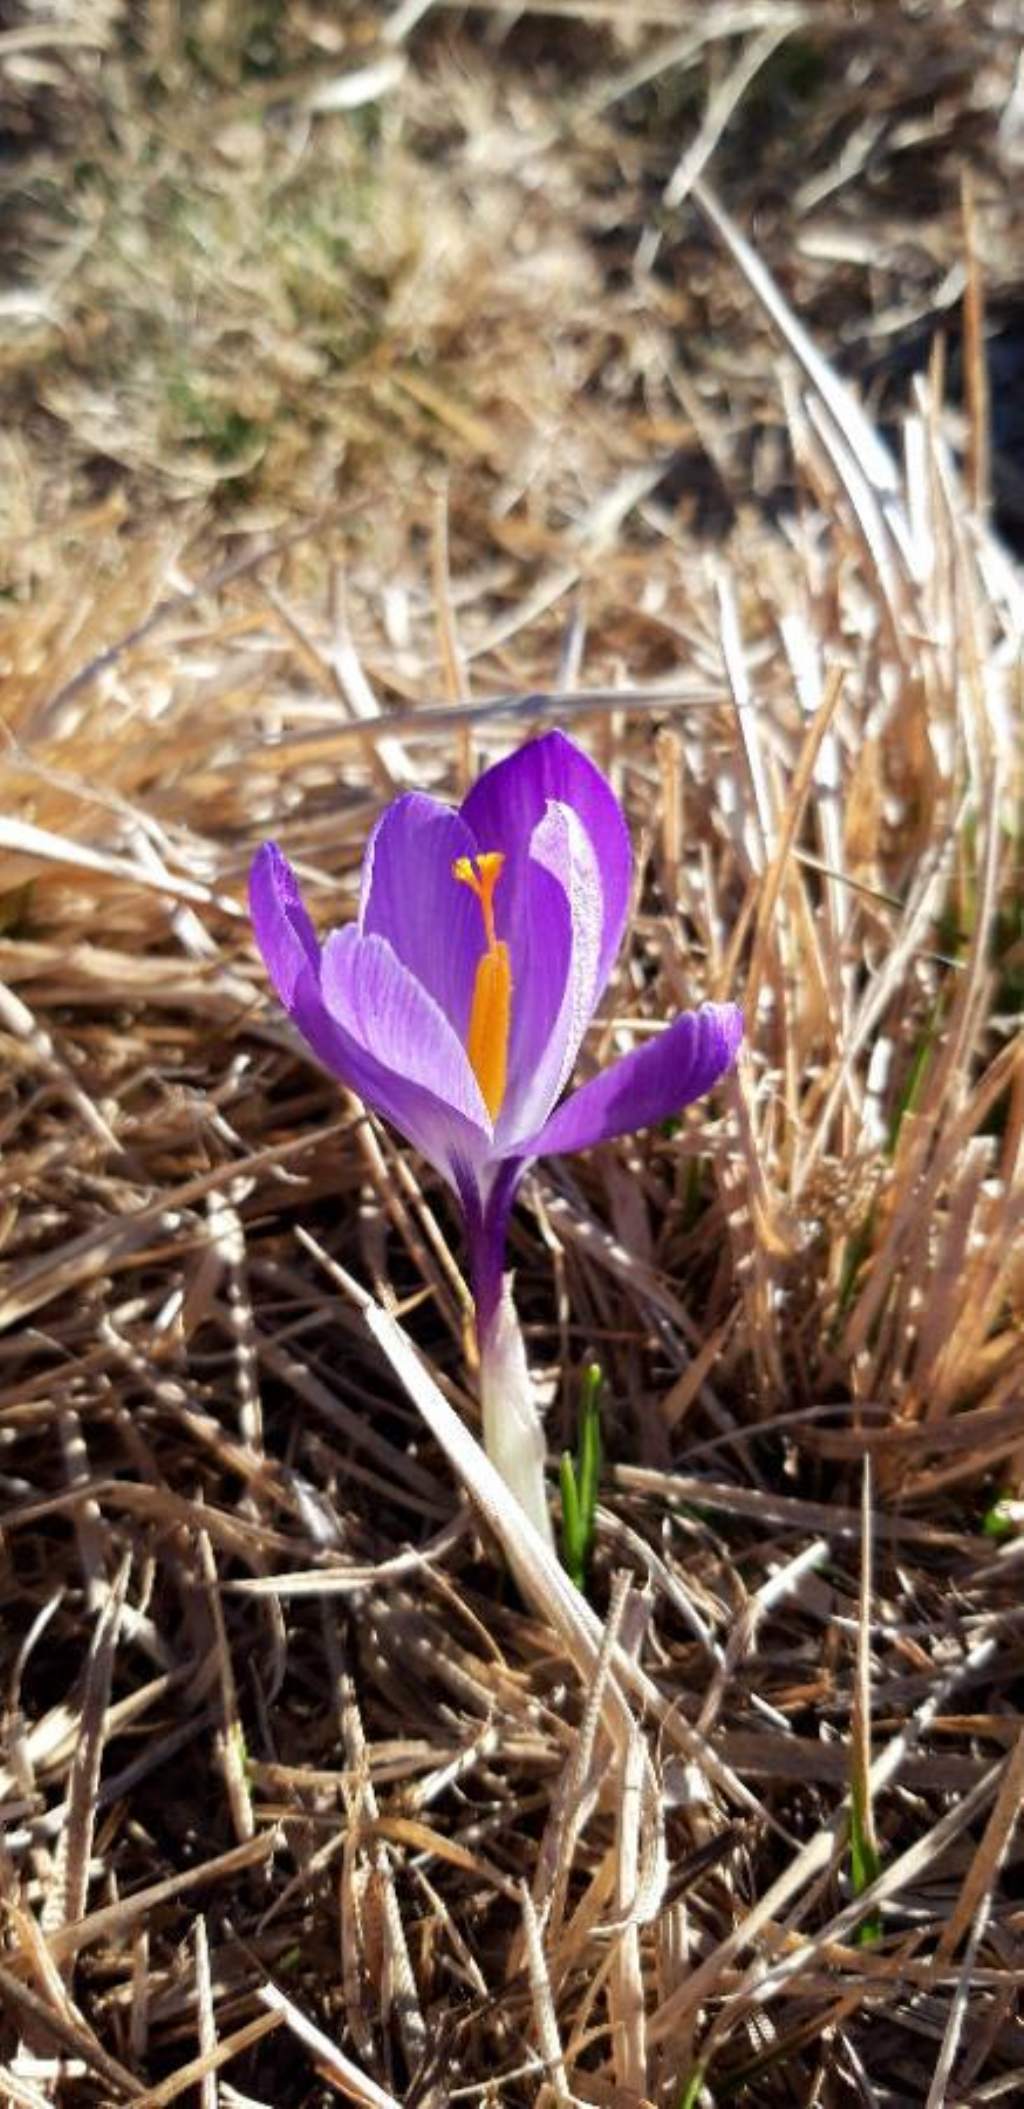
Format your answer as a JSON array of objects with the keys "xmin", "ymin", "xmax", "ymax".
[{"xmin": 479, "ymin": 1277, "xmax": 554, "ymax": 1549}]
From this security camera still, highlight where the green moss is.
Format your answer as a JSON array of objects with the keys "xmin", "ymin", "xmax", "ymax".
[{"xmin": 164, "ymin": 373, "xmax": 267, "ymax": 464}]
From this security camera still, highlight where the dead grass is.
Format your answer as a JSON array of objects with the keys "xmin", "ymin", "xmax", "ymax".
[{"xmin": 1, "ymin": 4, "xmax": 1024, "ymax": 2104}]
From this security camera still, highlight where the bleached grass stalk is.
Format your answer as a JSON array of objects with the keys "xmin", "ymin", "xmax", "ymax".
[{"xmin": 312, "ymin": 1237, "xmax": 774, "ymax": 1800}]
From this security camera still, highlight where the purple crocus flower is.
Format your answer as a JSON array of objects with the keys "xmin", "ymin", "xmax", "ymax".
[{"xmin": 251, "ymin": 732, "xmax": 742, "ymax": 1340}]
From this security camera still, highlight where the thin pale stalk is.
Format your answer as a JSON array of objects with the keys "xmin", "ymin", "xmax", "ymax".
[{"xmin": 478, "ymin": 1277, "xmax": 554, "ymax": 1550}]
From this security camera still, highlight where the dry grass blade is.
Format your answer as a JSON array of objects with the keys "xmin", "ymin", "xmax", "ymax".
[
  {"xmin": 848, "ymin": 1460, "xmax": 880, "ymax": 1936},
  {"xmin": 692, "ymin": 175, "xmax": 906, "ymax": 513},
  {"xmin": 39, "ymin": 1554, "xmax": 131, "ymax": 1957},
  {"xmin": 195, "ymin": 1524, "xmax": 255, "ymax": 1844},
  {"xmin": 193, "ymin": 1916, "xmax": 217, "ymax": 2109},
  {"xmin": 0, "ymin": 816, "xmax": 240, "ymax": 915},
  {"xmin": 255, "ymin": 1986, "xmax": 402, "ymax": 2108},
  {"xmin": 0, "ymin": 1959, "xmax": 143, "ymax": 2101},
  {"xmin": 935, "ymin": 1729, "xmax": 1024, "ymax": 1968},
  {"xmin": 520, "ymin": 1882, "xmax": 570, "ymax": 2105},
  {"xmin": 127, "ymin": 2015, "xmax": 284, "ymax": 2109},
  {"xmin": 37, "ymin": 1836, "xmax": 279, "ymax": 1970}
]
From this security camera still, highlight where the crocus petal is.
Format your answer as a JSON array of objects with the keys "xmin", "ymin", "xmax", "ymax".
[
  {"xmin": 359, "ymin": 792, "xmax": 482, "ymax": 1042},
  {"xmin": 289, "ymin": 959, "xmax": 483, "ymax": 1183},
  {"xmin": 250, "ymin": 842, "xmax": 322, "ymax": 1008},
  {"xmin": 250, "ymin": 843, "xmax": 491, "ymax": 1184},
  {"xmin": 459, "ymin": 729, "xmax": 631, "ymax": 996},
  {"xmin": 526, "ymin": 1003, "xmax": 743, "ymax": 1159},
  {"xmin": 493, "ymin": 800, "xmax": 601, "ymax": 1149},
  {"xmin": 319, "ymin": 926, "xmax": 491, "ymax": 1150}
]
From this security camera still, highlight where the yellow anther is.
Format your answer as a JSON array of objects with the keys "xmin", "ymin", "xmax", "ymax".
[
  {"xmin": 453, "ymin": 851, "xmax": 511, "ymax": 1118},
  {"xmin": 466, "ymin": 941, "xmax": 511, "ymax": 1119}
]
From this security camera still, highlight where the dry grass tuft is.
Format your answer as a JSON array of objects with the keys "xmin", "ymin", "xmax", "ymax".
[{"xmin": 2, "ymin": 5, "xmax": 1024, "ymax": 2103}]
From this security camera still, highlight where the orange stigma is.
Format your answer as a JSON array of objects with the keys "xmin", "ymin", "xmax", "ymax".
[{"xmin": 453, "ymin": 852, "xmax": 511, "ymax": 1120}]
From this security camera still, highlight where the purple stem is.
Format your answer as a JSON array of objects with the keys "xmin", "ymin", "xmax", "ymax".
[{"xmin": 454, "ymin": 1157, "xmax": 525, "ymax": 1344}]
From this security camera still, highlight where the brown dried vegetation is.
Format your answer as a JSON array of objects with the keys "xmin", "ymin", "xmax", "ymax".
[{"xmin": 1, "ymin": 4, "xmax": 1024, "ymax": 2103}]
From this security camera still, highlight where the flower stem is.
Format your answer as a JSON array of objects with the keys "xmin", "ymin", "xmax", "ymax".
[{"xmin": 478, "ymin": 1277, "xmax": 554, "ymax": 1548}]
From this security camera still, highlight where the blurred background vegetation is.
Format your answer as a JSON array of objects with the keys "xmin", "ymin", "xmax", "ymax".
[{"xmin": 2, "ymin": 0, "xmax": 1022, "ymax": 565}]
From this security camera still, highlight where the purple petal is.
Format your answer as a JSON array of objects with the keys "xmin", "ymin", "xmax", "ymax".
[
  {"xmin": 250, "ymin": 843, "xmax": 321, "ymax": 1007},
  {"xmin": 249, "ymin": 843, "xmax": 490, "ymax": 1184},
  {"xmin": 459, "ymin": 730, "xmax": 631, "ymax": 995},
  {"xmin": 359, "ymin": 793, "xmax": 482, "ymax": 1041},
  {"xmin": 319, "ymin": 926, "xmax": 491, "ymax": 1154},
  {"xmin": 527, "ymin": 1003, "xmax": 744, "ymax": 1158},
  {"xmin": 494, "ymin": 800, "xmax": 602, "ymax": 1148}
]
